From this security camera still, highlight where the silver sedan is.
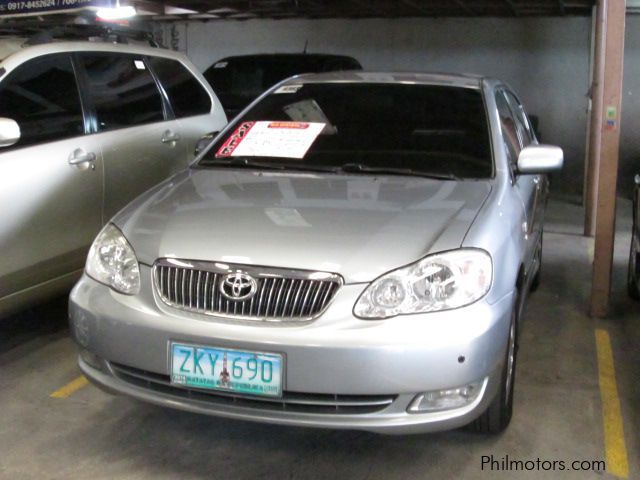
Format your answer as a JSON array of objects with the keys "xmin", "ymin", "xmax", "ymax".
[{"xmin": 69, "ymin": 72, "xmax": 563, "ymax": 434}]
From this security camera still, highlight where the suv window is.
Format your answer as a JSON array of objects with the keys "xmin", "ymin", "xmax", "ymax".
[
  {"xmin": 0, "ymin": 53, "xmax": 84, "ymax": 149},
  {"xmin": 78, "ymin": 53, "xmax": 164, "ymax": 132},
  {"xmin": 204, "ymin": 56, "xmax": 362, "ymax": 116},
  {"xmin": 147, "ymin": 57, "xmax": 211, "ymax": 118},
  {"xmin": 495, "ymin": 90, "xmax": 522, "ymax": 170},
  {"xmin": 323, "ymin": 57, "xmax": 362, "ymax": 71}
]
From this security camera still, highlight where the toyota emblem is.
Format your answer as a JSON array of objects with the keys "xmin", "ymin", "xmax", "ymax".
[{"xmin": 220, "ymin": 272, "xmax": 258, "ymax": 301}]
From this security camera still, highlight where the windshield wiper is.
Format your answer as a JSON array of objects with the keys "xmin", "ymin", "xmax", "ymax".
[
  {"xmin": 338, "ymin": 163, "xmax": 459, "ymax": 180},
  {"xmin": 201, "ymin": 158, "xmax": 460, "ymax": 180},
  {"xmin": 202, "ymin": 157, "xmax": 288, "ymax": 170},
  {"xmin": 202, "ymin": 157, "xmax": 336, "ymax": 173}
]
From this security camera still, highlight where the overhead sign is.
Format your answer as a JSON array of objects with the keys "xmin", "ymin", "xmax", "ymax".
[{"xmin": 0, "ymin": 0, "xmax": 112, "ymax": 17}]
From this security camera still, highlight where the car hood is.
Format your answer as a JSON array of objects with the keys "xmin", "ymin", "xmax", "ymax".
[{"xmin": 116, "ymin": 169, "xmax": 492, "ymax": 283}]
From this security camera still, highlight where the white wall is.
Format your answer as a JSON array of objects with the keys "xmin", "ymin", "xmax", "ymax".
[{"xmin": 158, "ymin": 16, "xmax": 640, "ymax": 197}]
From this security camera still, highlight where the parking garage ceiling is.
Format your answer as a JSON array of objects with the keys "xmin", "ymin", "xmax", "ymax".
[
  {"xmin": 0, "ymin": 0, "xmax": 597, "ymax": 25},
  {"xmin": 143, "ymin": 0, "xmax": 597, "ymax": 20}
]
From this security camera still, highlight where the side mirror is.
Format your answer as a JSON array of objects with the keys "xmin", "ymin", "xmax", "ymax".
[
  {"xmin": 0, "ymin": 117, "xmax": 20, "ymax": 148},
  {"xmin": 517, "ymin": 144, "xmax": 563, "ymax": 174},
  {"xmin": 194, "ymin": 131, "xmax": 219, "ymax": 156}
]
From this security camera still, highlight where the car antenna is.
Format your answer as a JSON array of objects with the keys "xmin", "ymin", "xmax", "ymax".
[{"xmin": 303, "ymin": 40, "xmax": 308, "ymax": 54}]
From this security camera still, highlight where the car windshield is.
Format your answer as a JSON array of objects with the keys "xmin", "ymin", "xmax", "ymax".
[{"xmin": 199, "ymin": 82, "xmax": 493, "ymax": 179}]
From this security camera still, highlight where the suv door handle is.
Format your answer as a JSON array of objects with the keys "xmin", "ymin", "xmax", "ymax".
[
  {"xmin": 68, "ymin": 149, "xmax": 96, "ymax": 166},
  {"xmin": 161, "ymin": 131, "xmax": 181, "ymax": 144}
]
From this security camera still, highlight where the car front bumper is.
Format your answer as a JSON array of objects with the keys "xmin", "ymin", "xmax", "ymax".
[{"xmin": 69, "ymin": 266, "xmax": 515, "ymax": 434}]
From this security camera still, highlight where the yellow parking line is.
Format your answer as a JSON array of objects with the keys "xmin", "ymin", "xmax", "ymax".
[
  {"xmin": 595, "ymin": 329, "xmax": 629, "ymax": 478},
  {"xmin": 50, "ymin": 375, "xmax": 89, "ymax": 399}
]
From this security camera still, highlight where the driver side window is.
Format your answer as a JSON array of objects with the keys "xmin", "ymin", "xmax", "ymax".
[
  {"xmin": 504, "ymin": 91, "xmax": 534, "ymax": 147},
  {"xmin": 495, "ymin": 89, "xmax": 522, "ymax": 174}
]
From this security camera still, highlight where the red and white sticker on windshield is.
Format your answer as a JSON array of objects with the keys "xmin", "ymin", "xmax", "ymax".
[{"xmin": 216, "ymin": 121, "xmax": 325, "ymax": 159}]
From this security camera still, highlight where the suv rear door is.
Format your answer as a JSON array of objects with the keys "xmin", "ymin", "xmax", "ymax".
[
  {"xmin": 75, "ymin": 52, "xmax": 186, "ymax": 221},
  {"xmin": 146, "ymin": 56, "xmax": 226, "ymax": 160},
  {"xmin": 0, "ymin": 52, "xmax": 103, "ymax": 301}
]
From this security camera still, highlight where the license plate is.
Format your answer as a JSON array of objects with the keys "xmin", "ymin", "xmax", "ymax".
[{"xmin": 170, "ymin": 343, "xmax": 283, "ymax": 398}]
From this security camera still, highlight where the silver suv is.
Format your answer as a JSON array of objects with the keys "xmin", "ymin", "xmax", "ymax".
[
  {"xmin": 0, "ymin": 38, "xmax": 227, "ymax": 317},
  {"xmin": 70, "ymin": 72, "xmax": 562, "ymax": 434}
]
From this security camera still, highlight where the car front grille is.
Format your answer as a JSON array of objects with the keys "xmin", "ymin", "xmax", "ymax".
[
  {"xmin": 110, "ymin": 362, "xmax": 396, "ymax": 415},
  {"xmin": 153, "ymin": 259, "xmax": 342, "ymax": 322}
]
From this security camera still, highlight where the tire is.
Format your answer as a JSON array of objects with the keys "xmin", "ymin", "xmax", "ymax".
[
  {"xmin": 628, "ymin": 233, "xmax": 640, "ymax": 300},
  {"xmin": 469, "ymin": 301, "xmax": 518, "ymax": 434},
  {"xmin": 530, "ymin": 234, "xmax": 542, "ymax": 292}
]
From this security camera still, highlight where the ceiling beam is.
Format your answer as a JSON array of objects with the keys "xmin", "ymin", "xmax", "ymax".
[
  {"xmin": 142, "ymin": 0, "xmax": 596, "ymax": 21},
  {"xmin": 130, "ymin": 0, "xmax": 166, "ymax": 15}
]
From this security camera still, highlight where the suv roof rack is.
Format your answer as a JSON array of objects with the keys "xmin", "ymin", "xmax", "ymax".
[{"xmin": 0, "ymin": 19, "xmax": 161, "ymax": 48}]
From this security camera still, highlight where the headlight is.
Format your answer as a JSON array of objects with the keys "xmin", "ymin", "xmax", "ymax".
[
  {"xmin": 86, "ymin": 224, "xmax": 140, "ymax": 295},
  {"xmin": 354, "ymin": 249, "xmax": 492, "ymax": 319}
]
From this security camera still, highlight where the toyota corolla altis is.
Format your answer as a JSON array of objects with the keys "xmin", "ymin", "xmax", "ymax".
[{"xmin": 69, "ymin": 72, "xmax": 563, "ymax": 434}]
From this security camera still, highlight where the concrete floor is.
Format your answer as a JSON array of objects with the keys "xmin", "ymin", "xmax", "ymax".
[{"xmin": 0, "ymin": 198, "xmax": 638, "ymax": 480}]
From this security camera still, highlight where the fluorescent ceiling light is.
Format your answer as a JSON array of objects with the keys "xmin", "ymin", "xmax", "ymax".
[
  {"xmin": 188, "ymin": 14, "xmax": 220, "ymax": 19},
  {"xmin": 165, "ymin": 6, "xmax": 198, "ymax": 14},
  {"xmin": 96, "ymin": 5, "xmax": 136, "ymax": 20},
  {"xmin": 207, "ymin": 7, "xmax": 237, "ymax": 14}
]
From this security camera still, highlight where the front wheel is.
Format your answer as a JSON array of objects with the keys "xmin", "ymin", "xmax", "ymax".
[
  {"xmin": 530, "ymin": 232, "xmax": 543, "ymax": 292},
  {"xmin": 469, "ymin": 303, "xmax": 518, "ymax": 434},
  {"xmin": 628, "ymin": 233, "xmax": 640, "ymax": 300}
]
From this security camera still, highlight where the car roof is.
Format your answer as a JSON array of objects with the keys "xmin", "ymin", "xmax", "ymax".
[
  {"xmin": 0, "ymin": 37, "xmax": 26, "ymax": 62},
  {"xmin": 0, "ymin": 40, "xmax": 186, "ymax": 68},
  {"xmin": 281, "ymin": 71, "xmax": 488, "ymax": 89}
]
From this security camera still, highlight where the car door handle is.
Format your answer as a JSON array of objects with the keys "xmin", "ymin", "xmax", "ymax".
[
  {"xmin": 533, "ymin": 176, "xmax": 542, "ymax": 189},
  {"xmin": 161, "ymin": 131, "xmax": 181, "ymax": 144},
  {"xmin": 68, "ymin": 150, "xmax": 96, "ymax": 166}
]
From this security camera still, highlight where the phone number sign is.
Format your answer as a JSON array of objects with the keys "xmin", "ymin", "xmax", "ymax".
[{"xmin": 0, "ymin": 0, "xmax": 111, "ymax": 16}]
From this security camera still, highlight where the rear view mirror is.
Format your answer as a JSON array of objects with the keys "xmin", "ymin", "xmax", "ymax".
[
  {"xmin": 517, "ymin": 145, "xmax": 563, "ymax": 174},
  {"xmin": 0, "ymin": 117, "xmax": 20, "ymax": 148}
]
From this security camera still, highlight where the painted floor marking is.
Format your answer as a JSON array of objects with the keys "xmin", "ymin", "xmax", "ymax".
[
  {"xmin": 595, "ymin": 329, "xmax": 629, "ymax": 478},
  {"xmin": 50, "ymin": 375, "xmax": 89, "ymax": 399}
]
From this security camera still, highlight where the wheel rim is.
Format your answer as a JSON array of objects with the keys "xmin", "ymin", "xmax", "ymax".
[{"xmin": 505, "ymin": 314, "xmax": 516, "ymax": 405}]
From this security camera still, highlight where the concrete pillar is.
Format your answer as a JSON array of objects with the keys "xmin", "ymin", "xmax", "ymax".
[
  {"xmin": 590, "ymin": 0, "xmax": 626, "ymax": 318},
  {"xmin": 584, "ymin": 2, "xmax": 605, "ymax": 237}
]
